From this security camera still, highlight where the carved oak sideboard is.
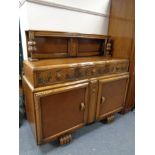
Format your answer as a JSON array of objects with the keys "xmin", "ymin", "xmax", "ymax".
[{"xmin": 23, "ymin": 31, "xmax": 129, "ymax": 145}]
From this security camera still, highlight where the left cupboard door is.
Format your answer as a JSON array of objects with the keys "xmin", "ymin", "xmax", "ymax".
[{"xmin": 34, "ymin": 83, "xmax": 89, "ymax": 144}]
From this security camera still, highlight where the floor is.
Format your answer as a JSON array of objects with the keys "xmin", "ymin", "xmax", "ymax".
[{"xmin": 19, "ymin": 111, "xmax": 135, "ymax": 155}]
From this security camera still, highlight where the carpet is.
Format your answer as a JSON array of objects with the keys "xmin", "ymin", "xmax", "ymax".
[{"xmin": 19, "ymin": 111, "xmax": 135, "ymax": 155}]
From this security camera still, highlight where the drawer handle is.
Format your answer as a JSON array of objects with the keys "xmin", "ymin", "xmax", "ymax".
[
  {"xmin": 80, "ymin": 102, "xmax": 85, "ymax": 111},
  {"xmin": 101, "ymin": 96, "xmax": 106, "ymax": 104}
]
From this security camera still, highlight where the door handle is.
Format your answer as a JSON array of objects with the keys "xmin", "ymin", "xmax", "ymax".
[
  {"xmin": 101, "ymin": 96, "xmax": 106, "ymax": 104},
  {"xmin": 80, "ymin": 102, "xmax": 85, "ymax": 111}
]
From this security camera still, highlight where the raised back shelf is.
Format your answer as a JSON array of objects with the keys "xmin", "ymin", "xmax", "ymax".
[{"xmin": 26, "ymin": 30, "xmax": 113, "ymax": 60}]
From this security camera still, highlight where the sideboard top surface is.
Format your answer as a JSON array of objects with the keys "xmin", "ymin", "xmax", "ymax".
[
  {"xmin": 24, "ymin": 57, "xmax": 129, "ymax": 69},
  {"xmin": 27, "ymin": 30, "xmax": 110, "ymax": 39}
]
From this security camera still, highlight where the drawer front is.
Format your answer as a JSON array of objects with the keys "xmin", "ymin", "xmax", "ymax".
[
  {"xmin": 96, "ymin": 74, "xmax": 129, "ymax": 120},
  {"xmin": 34, "ymin": 83, "xmax": 88, "ymax": 144},
  {"xmin": 34, "ymin": 60, "xmax": 129, "ymax": 87}
]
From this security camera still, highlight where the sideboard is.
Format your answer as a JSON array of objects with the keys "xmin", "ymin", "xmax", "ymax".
[{"xmin": 23, "ymin": 31, "xmax": 129, "ymax": 145}]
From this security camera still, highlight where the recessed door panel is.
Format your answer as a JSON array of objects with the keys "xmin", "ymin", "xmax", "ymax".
[
  {"xmin": 96, "ymin": 75, "xmax": 129, "ymax": 120},
  {"xmin": 34, "ymin": 83, "xmax": 88, "ymax": 144}
]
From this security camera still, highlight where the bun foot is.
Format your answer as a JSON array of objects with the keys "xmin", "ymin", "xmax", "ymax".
[
  {"xmin": 101, "ymin": 115, "xmax": 115, "ymax": 124},
  {"xmin": 59, "ymin": 134, "xmax": 72, "ymax": 145}
]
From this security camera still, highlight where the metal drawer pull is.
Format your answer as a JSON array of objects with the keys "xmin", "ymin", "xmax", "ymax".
[
  {"xmin": 80, "ymin": 102, "xmax": 85, "ymax": 111},
  {"xmin": 101, "ymin": 96, "xmax": 106, "ymax": 104}
]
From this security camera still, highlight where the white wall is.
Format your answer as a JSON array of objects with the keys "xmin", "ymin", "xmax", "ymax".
[
  {"xmin": 19, "ymin": 2, "xmax": 29, "ymax": 60},
  {"xmin": 36, "ymin": 0, "xmax": 111, "ymax": 15},
  {"xmin": 19, "ymin": 0, "xmax": 111, "ymax": 59},
  {"xmin": 27, "ymin": 2, "xmax": 109, "ymax": 34}
]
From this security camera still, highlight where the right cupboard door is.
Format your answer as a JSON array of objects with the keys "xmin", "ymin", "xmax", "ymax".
[{"xmin": 96, "ymin": 74, "xmax": 129, "ymax": 120}]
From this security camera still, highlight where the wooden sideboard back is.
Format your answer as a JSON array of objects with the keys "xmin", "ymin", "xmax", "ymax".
[{"xmin": 26, "ymin": 31, "xmax": 113, "ymax": 60}]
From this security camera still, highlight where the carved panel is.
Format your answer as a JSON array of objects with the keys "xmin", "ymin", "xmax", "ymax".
[
  {"xmin": 36, "ymin": 70, "xmax": 53, "ymax": 85},
  {"xmin": 34, "ymin": 61, "xmax": 129, "ymax": 87},
  {"xmin": 65, "ymin": 68, "xmax": 75, "ymax": 80},
  {"xmin": 115, "ymin": 62, "xmax": 129, "ymax": 73}
]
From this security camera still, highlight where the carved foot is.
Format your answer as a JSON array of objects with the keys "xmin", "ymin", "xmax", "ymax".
[
  {"xmin": 101, "ymin": 115, "xmax": 115, "ymax": 124},
  {"xmin": 59, "ymin": 134, "xmax": 72, "ymax": 145}
]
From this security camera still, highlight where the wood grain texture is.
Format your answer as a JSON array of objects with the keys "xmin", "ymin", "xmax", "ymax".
[
  {"xmin": 108, "ymin": 0, "xmax": 135, "ymax": 113},
  {"xmin": 26, "ymin": 31, "xmax": 112, "ymax": 59},
  {"xmin": 23, "ymin": 23, "xmax": 133, "ymax": 145},
  {"xmin": 96, "ymin": 74, "xmax": 129, "ymax": 120},
  {"xmin": 87, "ymin": 80, "xmax": 98, "ymax": 123},
  {"xmin": 23, "ymin": 77, "xmax": 37, "ymax": 143},
  {"xmin": 122, "ymin": 44, "xmax": 135, "ymax": 113},
  {"xmin": 27, "ymin": 30, "xmax": 110, "ymax": 39},
  {"xmin": 34, "ymin": 83, "xmax": 88, "ymax": 144},
  {"xmin": 108, "ymin": 0, "xmax": 135, "ymax": 59},
  {"xmin": 23, "ymin": 72, "xmax": 129, "ymax": 93},
  {"xmin": 68, "ymin": 38, "xmax": 78, "ymax": 56},
  {"xmin": 24, "ymin": 66, "xmax": 129, "ymax": 144},
  {"xmin": 23, "ymin": 57, "xmax": 129, "ymax": 88}
]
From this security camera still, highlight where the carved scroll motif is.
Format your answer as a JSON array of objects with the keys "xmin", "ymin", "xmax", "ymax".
[{"xmin": 35, "ymin": 62, "xmax": 129, "ymax": 87}]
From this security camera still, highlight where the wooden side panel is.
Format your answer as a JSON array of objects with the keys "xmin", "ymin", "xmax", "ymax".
[
  {"xmin": 108, "ymin": 0, "xmax": 135, "ymax": 58},
  {"xmin": 23, "ymin": 62, "xmax": 34, "ymax": 86},
  {"xmin": 96, "ymin": 74, "xmax": 129, "ymax": 120},
  {"xmin": 122, "ymin": 44, "xmax": 135, "ymax": 113},
  {"xmin": 23, "ymin": 77, "xmax": 37, "ymax": 141}
]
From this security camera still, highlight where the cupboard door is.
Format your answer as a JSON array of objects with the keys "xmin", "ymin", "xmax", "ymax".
[
  {"xmin": 34, "ymin": 83, "xmax": 88, "ymax": 144},
  {"xmin": 96, "ymin": 74, "xmax": 129, "ymax": 120}
]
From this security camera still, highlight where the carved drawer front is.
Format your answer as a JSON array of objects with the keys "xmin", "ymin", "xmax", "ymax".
[
  {"xmin": 115, "ymin": 62, "xmax": 129, "ymax": 73},
  {"xmin": 96, "ymin": 74, "xmax": 129, "ymax": 120},
  {"xmin": 34, "ymin": 83, "xmax": 88, "ymax": 144},
  {"xmin": 34, "ymin": 60, "xmax": 129, "ymax": 88}
]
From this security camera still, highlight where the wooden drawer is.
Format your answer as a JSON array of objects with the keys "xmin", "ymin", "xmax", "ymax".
[
  {"xmin": 34, "ymin": 61, "xmax": 129, "ymax": 87},
  {"xmin": 23, "ymin": 58, "xmax": 129, "ymax": 88},
  {"xmin": 34, "ymin": 83, "xmax": 88, "ymax": 144},
  {"xmin": 96, "ymin": 74, "xmax": 129, "ymax": 120}
]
